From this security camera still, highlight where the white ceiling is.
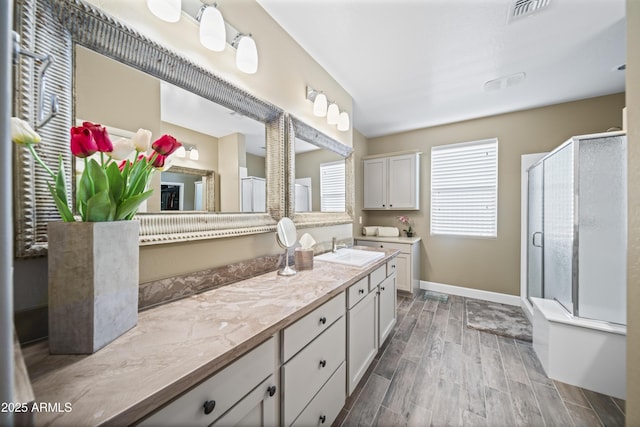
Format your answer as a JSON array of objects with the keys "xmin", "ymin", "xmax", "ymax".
[{"xmin": 256, "ymin": 0, "xmax": 627, "ymax": 138}]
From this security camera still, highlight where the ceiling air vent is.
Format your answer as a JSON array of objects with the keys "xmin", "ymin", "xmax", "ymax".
[{"xmin": 509, "ymin": 0, "xmax": 551, "ymax": 22}]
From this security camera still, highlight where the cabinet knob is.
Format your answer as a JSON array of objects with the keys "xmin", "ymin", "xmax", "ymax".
[
  {"xmin": 267, "ymin": 385, "xmax": 277, "ymax": 397},
  {"xmin": 359, "ymin": 288, "xmax": 364, "ymax": 294},
  {"xmin": 203, "ymin": 400, "xmax": 216, "ymax": 415},
  {"xmin": 320, "ymin": 415, "xmax": 327, "ymax": 424},
  {"xmin": 382, "ymin": 204, "xmax": 385, "ymax": 207},
  {"xmin": 319, "ymin": 359, "xmax": 327, "ymax": 368},
  {"xmin": 390, "ymin": 204, "xmax": 393, "ymax": 207},
  {"xmin": 319, "ymin": 316, "xmax": 327, "ymax": 325},
  {"xmin": 380, "ymin": 245, "xmax": 384, "ymax": 248},
  {"xmin": 381, "ymin": 286, "xmax": 385, "ymax": 291}
]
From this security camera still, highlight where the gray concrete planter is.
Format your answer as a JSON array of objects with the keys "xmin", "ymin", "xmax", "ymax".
[{"xmin": 47, "ymin": 220, "xmax": 139, "ymax": 354}]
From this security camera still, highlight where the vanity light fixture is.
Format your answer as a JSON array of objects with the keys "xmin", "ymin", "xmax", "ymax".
[
  {"xmin": 147, "ymin": 0, "xmax": 182, "ymax": 23},
  {"xmin": 232, "ymin": 33, "xmax": 259, "ymax": 74},
  {"xmin": 197, "ymin": 3, "xmax": 226, "ymax": 52},
  {"xmin": 326, "ymin": 102, "xmax": 340, "ymax": 125},
  {"xmin": 189, "ymin": 146, "xmax": 200, "ymax": 160},
  {"xmin": 306, "ymin": 86, "xmax": 350, "ymax": 131},
  {"xmin": 175, "ymin": 145, "xmax": 187, "ymax": 158}
]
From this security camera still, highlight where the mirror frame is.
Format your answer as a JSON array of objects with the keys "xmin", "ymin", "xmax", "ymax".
[
  {"xmin": 159, "ymin": 166, "xmax": 216, "ymax": 212},
  {"xmin": 13, "ymin": 0, "xmax": 285, "ymax": 257},
  {"xmin": 287, "ymin": 116, "xmax": 354, "ymax": 228}
]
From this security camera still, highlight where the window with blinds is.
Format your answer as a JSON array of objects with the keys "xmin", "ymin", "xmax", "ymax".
[
  {"xmin": 430, "ymin": 138, "xmax": 498, "ymax": 237},
  {"xmin": 320, "ymin": 160, "xmax": 346, "ymax": 212}
]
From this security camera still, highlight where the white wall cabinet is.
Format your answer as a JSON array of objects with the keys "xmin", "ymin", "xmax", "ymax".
[
  {"xmin": 363, "ymin": 153, "xmax": 420, "ymax": 210},
  {"xmin": 356, "ymin": 238, "xmax": 421, "ymax": 295}
]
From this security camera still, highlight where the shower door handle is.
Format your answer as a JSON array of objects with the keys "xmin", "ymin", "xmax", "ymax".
[{"xmin": 532, "ymin": 232, "xmax": 543, "ymax": 247}]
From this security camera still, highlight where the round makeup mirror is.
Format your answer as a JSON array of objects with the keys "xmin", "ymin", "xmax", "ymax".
[{"xmin": 276, "ymin": 218, "xmax": 297, "ymax": 276}]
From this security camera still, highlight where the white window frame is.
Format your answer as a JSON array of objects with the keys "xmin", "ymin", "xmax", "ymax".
[
  {"xmin": 430, "ymin": 138, "xmax": 498, "ymax": 238},
  {"xmin": 319, "ymin": 160, "xmax": 346, "ymax": 212}
]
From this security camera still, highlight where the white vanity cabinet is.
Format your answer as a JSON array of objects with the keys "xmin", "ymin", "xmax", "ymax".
[
  {"xmin": 356, "ymin": 238, "xmax": 421, "ymax": 295},
  {"xmin": 139, "ymin": 337, "xmax": 278, "ymax": 427},
  {"xmin": 363, "ymin": 152, "xmax": 420, "ymax": 210},
  {"xmin": 378, "ymin": 265, "xmax": 397, "ymax": 345},
  {"xmin": 281, "ymin": 294, "xmax": 346, "ymax": 427}
]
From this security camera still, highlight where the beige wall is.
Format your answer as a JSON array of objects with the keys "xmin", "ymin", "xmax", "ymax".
[
  {"xmin": 626, "ymin": 0, "xmax": 639, "ymax": 422},
  {"xmin": 366, "ymin": 93, "xmax": 625, "ymax": 296},
  {"xmin": 246, "ymin": 153, "xmax": 266, "ymax": 178},
  {"xmin": 352, "ymin": 129, "xmax": 369, "ymax": 236}
]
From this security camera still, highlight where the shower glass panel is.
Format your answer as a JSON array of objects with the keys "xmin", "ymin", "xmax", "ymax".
[
  {"xmin": 577, "ymin": 136, "xmax": 627, "ymax": 324},
  {"xmin": 543, "ymin": 144, "xmax": 574, "ymax": 314},
  {"xmin": 527, "ymin": 162, "xmax": 544, "ymax": 301}
]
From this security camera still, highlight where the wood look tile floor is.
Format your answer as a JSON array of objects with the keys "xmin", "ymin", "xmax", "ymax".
[{"xmin": 334, "ymin": 291, "xmax": 626, "ymax": 427}]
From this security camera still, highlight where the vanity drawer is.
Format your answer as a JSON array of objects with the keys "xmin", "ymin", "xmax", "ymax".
[
  {"xmin": 291, "ymin": 362, "xmax": 346, "ymax": 427},
  {"xmin": 357, "ymin": 239, "xmax": 408, "ymax": 254},
  {"xmin": 283, "ymin": 293, "xmax": 346, "ymax": 361},
  {"xmin": 139, "ymin": 336, "xmax": 275, "ymax": 426},
  {"xmin": 282, "ymin": 316, "xmax": 346, "ymax": 426},
  {"xmin": 387, "ymin": 259, "xmax": 397, "ymax": 277},
  {"xmin": 347, "ymin": 277, "xmax": 369, "ymax": 309},
  {"xmin": 369, "ymin": 265, "xmax": 387, "ymax": 291}
]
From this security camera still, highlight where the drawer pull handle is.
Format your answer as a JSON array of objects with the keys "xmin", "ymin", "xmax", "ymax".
[
  {"xmin": 203, "ymin": 400, "xmax": 216, "ymax": 415},
  {"xmin": 320, "ymin": 415, "xmax": 327, "ymax": 424},
  {"xmin": 319, "ymin": 316, "xmax": 327, "ymax": 325},
  {"xmin": 267, "ymin": 385, "xmax": 277, "ymax": 397},
  {"xmin": 319, "ymin": 359, "xmax": 327, "ymax": 368},
  {"xmin": 359, "ymin": 289, "xmax": 364, "ymax": 294}
]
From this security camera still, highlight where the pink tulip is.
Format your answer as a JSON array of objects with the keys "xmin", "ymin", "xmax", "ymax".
[
  {"xmin": 150, "ymin": 153, "xmax": 167, "ymax": 168},
  {"xmin": 82, "ymin": 122, "xmax": 113, "ymax": 153},
  {"xmin": 151, "ymin": 134, "xmax": 181, "ymax": 156},
  {"xmin": 118, "ymin": 159, "xmax": 129, "ymax": 172},
  {"xmin": 70, "ymin": 126, "xmax": 98, "ymax": 158}
]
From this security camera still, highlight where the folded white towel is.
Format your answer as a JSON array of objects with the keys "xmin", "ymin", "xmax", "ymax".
[
  {"xmin": 362, "ymin": 226, "xmax": 379, "ymax": 236},
  {"xmin": 377, "ymin": 226, "xmax": 400, "ymax": 237}
]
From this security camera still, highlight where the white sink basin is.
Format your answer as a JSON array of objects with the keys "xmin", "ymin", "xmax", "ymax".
[{"xmin": 315, "ymin": 248, "xmax": 385, "ymax": 267}]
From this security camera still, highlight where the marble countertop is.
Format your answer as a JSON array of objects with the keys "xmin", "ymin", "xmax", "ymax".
[
  {"xmin": 355, "ymin": 235, "xmax": 422, "ymax": 244},
  {"xmin": 22, "ymin": 248, "xmax": 398, "ymax": 426}
]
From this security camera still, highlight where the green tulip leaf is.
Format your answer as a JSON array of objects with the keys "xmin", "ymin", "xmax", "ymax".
[
  {"xmin": 55, "ymin": 156, "xmax": 69, "ymax": 207},
  {"xmin": 47, "ymin": 182, "xmax": 74, "ymax": 222},
  {"xmin": 106, "ymin": 161, "xmax": 124, "ymax": 203},
  {"xmin": 116, "ymin": 189, "xmax": 153, "ymax": 220},
  {"xmin": 85, "ymin": 190, "xmax": 113, "ymax": 222},
  {"xmin": 87, "ymin": 158, "xmax": 109, "ymax": 194}
]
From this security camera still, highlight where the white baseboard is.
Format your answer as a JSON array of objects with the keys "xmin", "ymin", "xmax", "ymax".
[{"xmin": 420, "ymin": 281, "xmax": 521, "ymax": 306}]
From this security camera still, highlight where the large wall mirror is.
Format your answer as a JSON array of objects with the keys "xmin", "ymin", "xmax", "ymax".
[
  {"xmin": 13, "ymin": 0, "xmax": 285, "ymax": 257},
  {"xmin": 287, "ymin": 116, "xmax": 354, "ymax": 228}
]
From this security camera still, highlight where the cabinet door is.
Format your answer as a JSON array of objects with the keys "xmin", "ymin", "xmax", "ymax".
[
  {"xmin": 363, "ymin": 158, "xmax": 387, "ymax": 209},
  {"xmin": 388, "ymin": 154, "xmax": 419, "ymax": 209},
  {"xmin": 211, "ymin": 376, "xmax": 278, "ymax": 427},
  {"xmin": 378, "ymin": 275, "xmax": 397, "ymax": 346},
  {"xmin": 347, "ymin": 290, "xmax": 378, "ymax": 395},
  {"xmin": 394, "ymin": 254, "xmax": 411, "ymax": 293}
]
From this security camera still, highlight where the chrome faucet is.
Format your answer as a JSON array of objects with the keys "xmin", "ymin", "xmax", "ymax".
[{"xmin": 332, "ymin": 237, "xmax": 349, "ymax": 253}]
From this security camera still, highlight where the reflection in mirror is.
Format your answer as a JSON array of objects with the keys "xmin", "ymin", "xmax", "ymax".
[
  {"xmin": 294, "ymin": 137, "xmax": 346, "ymax": 213},
  {"xmin": 74, "ymin": 45, "xmax": 266, "ymax": 214}
]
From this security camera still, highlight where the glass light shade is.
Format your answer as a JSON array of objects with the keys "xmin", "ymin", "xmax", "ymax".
[
  {"xmin": 337, "ymin": 111, "xmax": 350, "ymax": 131},
  {"xmin": 147, "ymin": 0, "xmax": 182, "ymax": 23},
  {"xmin": 236, "ymin": 36, "xmax": 258, "ymax": 74},
  {"xmin": 175, "ymin": 145, "xmax": 186, "ymax": 158},
  {"xmin": 189, "ymin": 147, "xmax": 200, "ymax": 161},
  {"xmin": 313, "ymin": 93, "xmax": 328, "ymax": 117},
  {"xmin": 199, "ymin": 6, "xmax": 226, "ymax": 52},
  {"xmin": 327, "ymin": 103, "xmax": 340, "ymax": 125}
]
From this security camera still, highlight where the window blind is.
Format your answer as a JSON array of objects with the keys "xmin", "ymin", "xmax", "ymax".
[
  {"xmin": 430, "ymin": 138, "xmax": 498, "ymax": 237},
  {"xmin": 320, "ymin": 160, "xmax": 346, "ymax": 212}
]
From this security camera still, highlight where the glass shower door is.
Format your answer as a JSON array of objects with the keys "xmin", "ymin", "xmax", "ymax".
[
  {"xmin": 527, "ymin": 162, "xmax": 544, "ymax": 301},
  {"xmin": 543, "ymin": 143, "xmax": 575, "ymax": 314}
]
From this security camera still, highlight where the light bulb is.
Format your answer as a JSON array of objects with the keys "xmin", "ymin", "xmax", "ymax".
[
  {"xmin": 189, "ymin": 147, "xmax": 200, "ymax": 161},
  {"xmin": 175, "ymin": 145, "xmax": 186, "ymax": 158},
  {"xmin": 327, "ymin": 103, "xmax": 340, "ymax": 125},
  {"xmin": 147, "ymin": 0, "xmax": 182, "ymax": 23},
  {"xmin": 199, "ymin": 5, "xmax": 226, "ymax": 52},
  {"xmin": 236, "ymin": 36, "xmax": 258, "ymax": 74},
  {"xmin": 337, "ymin": 111, "xmax": 350, "ymax": 131},
  {"xmin": 313, "ymin": 93, "xmax": 327, "ymax": 117}
]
